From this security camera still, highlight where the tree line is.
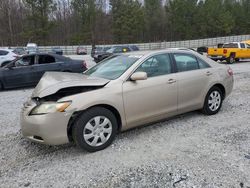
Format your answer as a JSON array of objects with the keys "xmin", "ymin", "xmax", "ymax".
[{"xmin": 0, "ymin": 0, "xmax": 249, "ymax": 46}]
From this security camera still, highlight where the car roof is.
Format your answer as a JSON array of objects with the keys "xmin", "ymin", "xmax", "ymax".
[
  {"xmin": 125, "ymin": 48, "xmax": 195, "ymax": 57},
  {"xmin": 0, "ymin": 48, "xmax": 14, "ymax": 52},
  {"xmin": 20, "ymin": 53, "xmax": 69, "ymax": 59}
]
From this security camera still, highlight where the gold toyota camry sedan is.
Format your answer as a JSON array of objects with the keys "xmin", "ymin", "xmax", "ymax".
[{"xmin": 21, "ymin": 49, "xmax": 234, "ymax": 152}]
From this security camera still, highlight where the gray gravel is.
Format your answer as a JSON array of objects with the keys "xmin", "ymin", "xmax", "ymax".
[{"xmin": 0, "ymin": 62, "xmax": 250, "ymax": 188}]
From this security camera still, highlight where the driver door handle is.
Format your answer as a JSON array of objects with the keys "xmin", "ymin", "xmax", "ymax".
[{"xmin": 168, "ymin": 79, "xmax": 176, "ymax": 84}]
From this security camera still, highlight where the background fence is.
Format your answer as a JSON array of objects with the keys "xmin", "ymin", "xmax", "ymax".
[{"xmin": 8, "ymin": 34, "xmax": 250, "ymax": 55}]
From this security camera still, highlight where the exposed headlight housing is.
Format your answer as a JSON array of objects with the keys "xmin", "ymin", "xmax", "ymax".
[{"xmin": 29, "ymin": 101, "xmax": 71, "ymax": 115}]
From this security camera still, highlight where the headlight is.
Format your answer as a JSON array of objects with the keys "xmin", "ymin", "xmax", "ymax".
[{"xmin": 30, "ymin": 101, "xmax": 71, "ymax": 115}]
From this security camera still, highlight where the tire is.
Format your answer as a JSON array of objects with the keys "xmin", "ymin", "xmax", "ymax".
[
  {"xmin": 235, "ymin": 58, "xmax": 240, "ymax": 62},
  {"xmin": 226, "ymin": 54, "xmax": 235, "ymax": 64},
  {"xmin": 1, "ymin": 61, "xmax": 10, "ymax": 67},
  {"xmin": 202, "ymin": 86, "xmax": 223, "ymax": 115},
  {"xmin": 0, "ymin": 81, "xmax": 3, "ymax": 91},
  {"xmin": 72, "ymin": 107, "xmax": 118, "ymax": 152}
]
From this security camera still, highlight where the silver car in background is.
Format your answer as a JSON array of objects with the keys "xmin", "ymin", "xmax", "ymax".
[{"xmin": 21, "ymin": 49, "xmax": 234, "ymax": 152}]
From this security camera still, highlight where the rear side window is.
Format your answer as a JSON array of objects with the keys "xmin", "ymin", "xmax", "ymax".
[
  {"xmin": 173, "ymin": 54, "xmax": 199, "ymax": 72},
  {"xmin": 136, "ymin": 54, "xmax": 172, "ymax": 77},
  {"xmin": 240, "ymin": 43, "xmax": 245, "ymax": 48},
  {"xmin": 38, "ymin": 55, "xmax": 56, "ymax": 64},
  {"xmin": 0, "ymin": 50, "xmax": 9, "ymax": 56}
]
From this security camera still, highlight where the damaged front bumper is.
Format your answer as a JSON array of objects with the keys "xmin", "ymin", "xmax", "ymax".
[{"xmin": 20, "ymin": 99, "xmax": 72, "ymax": 145}]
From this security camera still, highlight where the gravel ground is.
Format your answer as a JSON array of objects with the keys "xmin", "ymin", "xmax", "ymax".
[{"xmin": 0, "ymin": 61, "xmax": 250, "ymax": 188}]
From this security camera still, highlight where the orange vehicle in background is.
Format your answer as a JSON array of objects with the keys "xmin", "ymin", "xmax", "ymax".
[{"xmin": 207, "ymin": 42, "xmax": 250, "ymax": 63}]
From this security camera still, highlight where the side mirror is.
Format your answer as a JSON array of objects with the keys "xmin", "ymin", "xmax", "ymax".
[{"xmin": 130, "ymin": 72, "xmax": 147, "ymax": 81}]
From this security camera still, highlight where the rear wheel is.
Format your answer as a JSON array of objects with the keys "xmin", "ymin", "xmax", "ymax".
[
  {"xmin": 72, "ymin": 107, "xmax": 118, "ymax": 152},
  {"xmin": 202, "ymin": 86, "xmax": 223, "ymax": 115},
  {"xmin": 227, "ymin": 54, "xmax": 235, "ymax": 64}
]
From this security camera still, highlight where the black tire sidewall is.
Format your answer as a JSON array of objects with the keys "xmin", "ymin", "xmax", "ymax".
[
  {"xmin": 72, "ymin": 107, "xmax": 118, "ymax": 152},
  {"xmin": 227, "ymin": 55, "xmax": 235, "ymax": 64},
  {"xmin": 0, "ymin": 81, "xmax": 3, "ymax": 91},
  {"xmin": 202, "ymin": 86, "xmax": 223, "ymax": 115}
]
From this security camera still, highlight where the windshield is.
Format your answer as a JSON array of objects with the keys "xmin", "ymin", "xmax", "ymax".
[{"xmin": 85, "ymin": 55, "xmax": 139, "ymax": 80}]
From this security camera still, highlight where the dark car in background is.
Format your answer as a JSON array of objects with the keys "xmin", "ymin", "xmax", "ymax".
[
  {"xmin": 13, "ymin": 47, "xmax": 27, "ymax": 55},
  {"xmin": 91, "ymin": 46, "xmax": 111, "ymax": 58},
  {"xmin": 128, "ymin": 45, "xmax": 140, "ymax": 51},
  {"xmin": 51, "ymin": 47, "xmax": 63, "ymax": 55},
  {"xmin": 93, "ymin": 45, "xmax": 139, "ymax": 63},
  {"xmin": 0, "ymin": 53, "xmax": 87, "ymax": 90},
  {"xmin": 76, "ymin": 46, "xmax": 87, "ymax": 55}
]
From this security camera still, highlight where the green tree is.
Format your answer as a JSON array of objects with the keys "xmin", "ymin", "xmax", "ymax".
[
  {"xmin": 144, "ymin": 0, "xmax": 165, "ymax": 42},
  {"xmin": 198, "ymin": 0, "xmax": 235, "ymax": 37},
  {"xmin": 71, "ymin": 0, "xmax": 96, "ymax": 44},
  {"xmin": 166, "ymin": 0, "xmax": 198, "ymax": 41},
  {"xmin": 22, "ymin": 0, "xmax": 56, "ymax": 44},
  {"xmin": 110, "ymin": 0, "xmax": 144, "ymax": 43}
]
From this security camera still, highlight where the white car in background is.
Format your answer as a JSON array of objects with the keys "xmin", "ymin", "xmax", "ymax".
[
  {"xmin": 0, "ymin": 49, "xmax": 19, "ymax": 67},
  {"xmin": 26, "ymin": 43, "xmax": 38, "ymax": 54}
]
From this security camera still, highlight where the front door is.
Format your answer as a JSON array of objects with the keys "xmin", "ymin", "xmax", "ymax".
[
  {"xmin": 122, "ymin": 53, "xmax": 178, "ymax": 129},
  {"xmin": 3, "ymin": 55, "xmax": 36, "ymax": 88}
]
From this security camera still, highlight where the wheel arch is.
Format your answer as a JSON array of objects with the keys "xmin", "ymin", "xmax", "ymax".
[
  {"xmin": 210, "ymin": 83, "xmax": 226, "ymax": 100},
  {"xmin": 67, "ymin": 104, "xmax": 122, "ymax": 142}
]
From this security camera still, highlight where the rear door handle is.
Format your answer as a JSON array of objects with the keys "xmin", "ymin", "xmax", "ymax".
[
  {"xmin": 168, "ymin": 79, "xmax": 176, "ymax": 84},
  {"xmin": 206, "ymin": 71, "xmax": 213, "ymax": 76}
]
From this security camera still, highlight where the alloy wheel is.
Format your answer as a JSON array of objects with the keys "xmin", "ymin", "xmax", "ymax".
[{"xmin": 208, "ymin": 91, "xmax": 221, "ymax": 112}]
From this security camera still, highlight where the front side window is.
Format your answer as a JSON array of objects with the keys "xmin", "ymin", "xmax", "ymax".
[
  {"xmin": 85, "ymin": 55, "xmax": 139, "ymax": 80},
  {"xmin": 136, "ymin": 54, "xmax": 172, "ymax": 77},
  {"xmin": 15, "ymin": 56, "xmax": 35, "ymax": 67},
  {"xmin": 173, "ymin": 54, "xmax": 199, "ymax": 72}
]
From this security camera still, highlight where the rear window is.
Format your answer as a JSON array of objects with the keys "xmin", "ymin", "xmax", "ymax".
[{"xmin": 223, "ymin": 43, "xmax": 238, "ymax": 48}]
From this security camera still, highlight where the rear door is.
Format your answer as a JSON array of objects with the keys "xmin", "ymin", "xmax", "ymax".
[
  {"xmin": 32, "ymin": 54, "xmax": 64, "ymax": 82},
  {"xmin": 171, "ymin": 53, "xmax": 213, "ymax": 113},
  {"xmin": 2, "ymin": 55, "xmax": 36, "ymax": 88}
]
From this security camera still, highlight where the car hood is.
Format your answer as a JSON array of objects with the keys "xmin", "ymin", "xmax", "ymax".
[{"xmin": 32, "ymin": 72, "xmax": 110, "ymax": 98}]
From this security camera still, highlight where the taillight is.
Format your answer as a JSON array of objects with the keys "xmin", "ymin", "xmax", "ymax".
[
  {"xmin": 223, "ymin": 49, "xmax": 227, "ymax": 54},
  {"xmin": 227, "ymin": 67, "xmax": 233, "ymax": 76}
]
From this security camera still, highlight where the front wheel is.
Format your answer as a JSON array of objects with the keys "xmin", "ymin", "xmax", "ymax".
[
  {"xmin": 72, "ymin": 107, "xmax": 118, "ymax": 152},
  {"xmin": 202, "ymin": 87, "xmax": 223, "ymax": 115}
]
